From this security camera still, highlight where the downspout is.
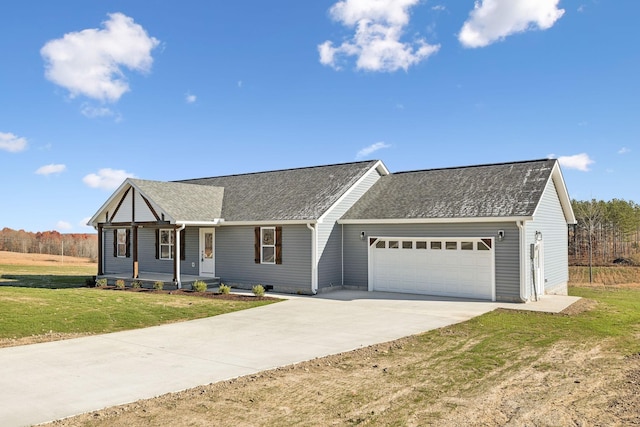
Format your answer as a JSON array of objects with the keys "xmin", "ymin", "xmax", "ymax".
[
  {"xmin": 175, "ymin": 223, "xmax": 186, "ymax": 289},
  {"xmin": 341, "ymin": 223, "xmax": 344, "ymax": 287},
  {"xmin": 306, "ymin": 223, "xmax": 318, "ymax": 294},
  {"xmin": 517, "ymin": 221, "xmax": 527, "ymax": 302}
]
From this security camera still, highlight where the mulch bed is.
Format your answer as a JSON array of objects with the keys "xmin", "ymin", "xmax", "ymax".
[{"xmin": 95, "ymin": 286, "xmax": 279, "ymax": 301}]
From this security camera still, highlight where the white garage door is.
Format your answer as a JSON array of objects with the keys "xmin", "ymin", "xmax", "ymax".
[{"xmin": 369, "ymin": 238, "xmax": 495, "ymax": 300}]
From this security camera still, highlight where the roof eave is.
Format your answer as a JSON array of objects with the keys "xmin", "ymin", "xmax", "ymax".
[
  {"xmin": 221, "ymin": 219, "xmax": 319, "ymax": 226},
  {"xmin": 338, "ymin": 216, "xmax": 534, "ymax": 225}
]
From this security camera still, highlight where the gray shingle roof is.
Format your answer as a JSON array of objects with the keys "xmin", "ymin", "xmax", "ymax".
[
  {"xmin": 130, "ymin": 179, "xmax": 224, "ymax": 222},
  {"xmin": 341, "ymin": 159, "xmax": 557, "ymax": 220},
  {"xmin": 177, "ymin": 161, "xmax": 380, "ymax": 222}
]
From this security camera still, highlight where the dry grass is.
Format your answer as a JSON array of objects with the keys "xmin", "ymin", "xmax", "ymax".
[
  {"xmin": 569, "ymin": 265, "xmax": 640, "ymax": 286},
  {"xmin": 0, "ymin": 251, "xmax": 95, "ymax": 267}
]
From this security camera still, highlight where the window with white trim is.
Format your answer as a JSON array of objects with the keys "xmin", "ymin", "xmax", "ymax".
[
  {"xmin": 116, "ymin": 229, "xmax": 127, "ymax": 258},
  {"xmin": 261, "ymin": 227, "xmax": 276, "ymax": 264},
  {"xmin": 159, "ymin": 229, "xmax": 174, "ymax": 260}
]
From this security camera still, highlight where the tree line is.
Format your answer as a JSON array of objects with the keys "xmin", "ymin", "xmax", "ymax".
[
  {"xmin": 570, "ymin": 199, "xmax": 640, "ymax": 265},
  {"xmin": 0, "ymin": 228, "xmax": 98, "ymax": 260}
]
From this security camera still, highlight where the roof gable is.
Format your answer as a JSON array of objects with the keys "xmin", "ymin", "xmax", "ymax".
[
  {"xmin": 87, "ymin": 179, "xmax": 224, "ymax": 226},
  {"xmin": 130, "ymin": 179, "xmax": 224, "ymax": 223},
  {"xmin": 341, "ymin": 159, "xmax": 571, "ymax": 222}
]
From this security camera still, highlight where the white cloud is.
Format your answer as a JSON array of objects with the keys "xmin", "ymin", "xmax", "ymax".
[
  {"xmin": 618, "ymin": 147, "xmax": 631, "ymax": 155},
  {"xmin": 185, "ymin": 93, "xmax": 197, "ymax": 103},
  {"xmin": 35, "ymin": 164, "xmax": 66, "ymax": 175},
  {"xmin": 459, "ymin": 0, "xmax": 565, "ymax": 48},
  {"xmin": 319, "ymin": 0, "xmax": 440, "ymax": 72},
  {"xmin": 80, "ymin": 217, "xmax": 93, "ymax": 229},
  {"xmin": 356, "ymin": 141, "xmax": 391, "ymax": 159},
  {"xmin": 0, "ymin": 132, "xmax": 28, "ymax": 152},
  {"xmin": 83, "ymin": 168, "xmax": 136, "ymax": 190},
  {"xmin": 80, "ymin": 104, "xmax": 121, "ymax": 121},
  {"xmin": 432, "ymin": 5, "xmax": 446, "ymax": 12},
  {"xmin": 549, "ymin": 153, "xmax": 594, "ymax": 172},
  {"xmin": 41, "ymin": 12, "xmax": 160, "ymax": 102},
  {"xmin": 56, "ymin": 221, "xmax": 73, "ymax": 231}
]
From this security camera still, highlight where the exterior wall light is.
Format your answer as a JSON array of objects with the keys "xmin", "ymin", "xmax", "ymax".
[
  {"xmin": 497, "ymin": 230, "xmax": 505, "ymax": 241},
  {"xmin": 535, "ymin": 231, "xmax": 542, "ymax": 241},
  {"xmin": 360, "ymin": 231, "xmax": 366, "ymax": 240}
]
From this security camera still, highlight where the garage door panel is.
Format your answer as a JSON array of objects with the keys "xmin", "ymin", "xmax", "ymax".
[{"xmin": 371, "ymin": 238, "xmax": 494, "ymax": 300}]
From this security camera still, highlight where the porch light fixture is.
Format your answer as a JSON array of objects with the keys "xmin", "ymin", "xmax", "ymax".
[
  {"xmin": 535, "ymin": 231, "xmax": 542, "ymax": 241},
  {"xmin": 360, "ymin": 231, "xmax": 366, "ymax": 240},
  {"xmin": 497, "ymin": 230, "xmax": 505, "ymax": 241}
]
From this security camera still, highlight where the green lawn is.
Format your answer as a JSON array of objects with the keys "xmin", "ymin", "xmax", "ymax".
[
  {"xmin": 0, "ymin": 263, "xmax": 97, "ymax": 288},
  {"xmin": 0, "ymin": 261, "xmax": 278, "ymax": 339}
]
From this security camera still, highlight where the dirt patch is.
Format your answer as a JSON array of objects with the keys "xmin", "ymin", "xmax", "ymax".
[
  {"xmin": 45, "ymin": 338, "xmax": 640, "ymax": 427},
  {"xmin": 0, "ymin": 332, "xmax": 93, "ymax": 349},
  {"xmin": 560, "ymin": 297, "xmax": 598, "ymax": 315}
]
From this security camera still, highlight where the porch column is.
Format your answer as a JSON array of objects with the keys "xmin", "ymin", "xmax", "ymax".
[
  {"xmin": 174, "ymin": 225, "xmax": 183, "ymax": 289},
  {"xmin": 132, "ymin": 225, "xmax": 139, "ymax": 279},
  {"xmin": 97, "ymin": 224, "xmax": 104, "ymax": 276}
]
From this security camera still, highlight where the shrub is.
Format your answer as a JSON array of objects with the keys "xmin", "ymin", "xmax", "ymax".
[
  {"xmin": 153, "ymin": 281, "xmax": 164, "ymax": 291},
  {"xmin": 132, "ymin": 280, "xmax": 142, "ymax": 289},
  {"xmin": 96, "ymin": 278, "xmax": 108, "ymax": 288},
  {"xmin": 85, "ymin": 277, "xmax": 96, "ymax": 287},
  {"xmin": 218, "ymin": 283, "xmax": 231, "ymax": 294},
  {"xmin": 192, "ymin": 280, "xmax": 208, "ymax": 292},
  {"xmin": 115, "ymin": 279, "xmax": 125, "ymax": 289},
  {"xmin": 252, "ymin": 284, "xmax": 265, "ymax": 297}
]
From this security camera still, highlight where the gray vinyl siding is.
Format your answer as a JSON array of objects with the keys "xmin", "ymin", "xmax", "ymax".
[
  {"xmin": 528, "ymin": 179, "xmax": 569, "ymax": 295},
  {"xmin": 102, "ymin": 229, "xmax": 130, "ymax": 274},
  {"xmin": 343, "ymin": 222, "xmax": 521, "ymax": 301},
  {"xmin": 103, "ymin": 227, "xmax": 200, "ymax": 276},
  {"xmin": 216, "ymin": 225, "xmax": 312, "ymax": 293},
  {"xmin": 317, "ymin": 168, "xmax": 382, "ymax": 290}
]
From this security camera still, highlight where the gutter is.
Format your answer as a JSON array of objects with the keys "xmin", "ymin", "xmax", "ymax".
[{"xmin": 306, "ymin": 223, "xmax": 318, "ymax": 294}]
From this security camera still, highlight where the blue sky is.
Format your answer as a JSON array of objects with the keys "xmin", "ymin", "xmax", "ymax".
[{"xmin": 1, "ymin": 0, "xmax": 638, "ymax": 233}]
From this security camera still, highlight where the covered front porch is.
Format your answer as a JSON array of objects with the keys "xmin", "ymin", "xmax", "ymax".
[{"xmin": 97, "ymin": 272, "xmax": 221, "ymax": 291}]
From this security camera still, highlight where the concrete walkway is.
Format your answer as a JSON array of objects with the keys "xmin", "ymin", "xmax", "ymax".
[{"xmin": 0, "ymin": 291, "xmax": 579, "ymax": 427}]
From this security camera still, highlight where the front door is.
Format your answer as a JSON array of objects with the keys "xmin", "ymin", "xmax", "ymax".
[{"xmin": 199, "ymin": 228, "xmax": 215, "ymax": 276}]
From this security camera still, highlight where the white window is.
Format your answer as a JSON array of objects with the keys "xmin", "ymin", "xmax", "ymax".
[
  {"xmin": 261, "ymin": 227, "xmax": 276, "ymax": 264},
  {"xmin": 116, "ymin": 229, "xmax": 127, "ymax": 257},
  {"xmin": 160, "ymin": 229, "xmax": 174, "ymax": 260}
]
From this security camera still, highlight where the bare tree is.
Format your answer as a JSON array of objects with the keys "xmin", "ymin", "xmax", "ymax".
[{"xmin": 574, "ymin": 199, "xmax": 605, "ymax": 282}]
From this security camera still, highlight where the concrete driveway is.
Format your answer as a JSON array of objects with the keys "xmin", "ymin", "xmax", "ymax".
[{"xmin": 0, "ymin": 291, "xmax": 579, "ymax": 426}]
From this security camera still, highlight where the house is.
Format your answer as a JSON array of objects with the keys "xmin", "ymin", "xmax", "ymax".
[{"xmin": 87, "ymin": 158, "xmax": 576, "ymax": 302}]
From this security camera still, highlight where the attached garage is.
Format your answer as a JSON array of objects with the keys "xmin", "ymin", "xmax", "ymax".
[{"xmin": 368, "ymin": 237, "xmax": 495, "ymax": 300}]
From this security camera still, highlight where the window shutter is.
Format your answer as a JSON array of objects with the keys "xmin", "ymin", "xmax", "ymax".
[
  {"xmin": 125, "ymin": 229, "xmax": 131, "ymax": 258},
  {"xmin": 254, "ymin": 227, "xmax": 260, "ymax": 263},
  {"xmin": 180, "ymin": 229, "xmax": 186, "ymax": 260},
  {"xmin": 155, "ymin": 229, "xmax": 159, "ymax": 259},
  {"xmin": 275, "ymin": 226, "xmax": 282, "ymax": 265},
  {"xmin": 113, "ymin": 230, "xmax": 117, "ymax": 257}
]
